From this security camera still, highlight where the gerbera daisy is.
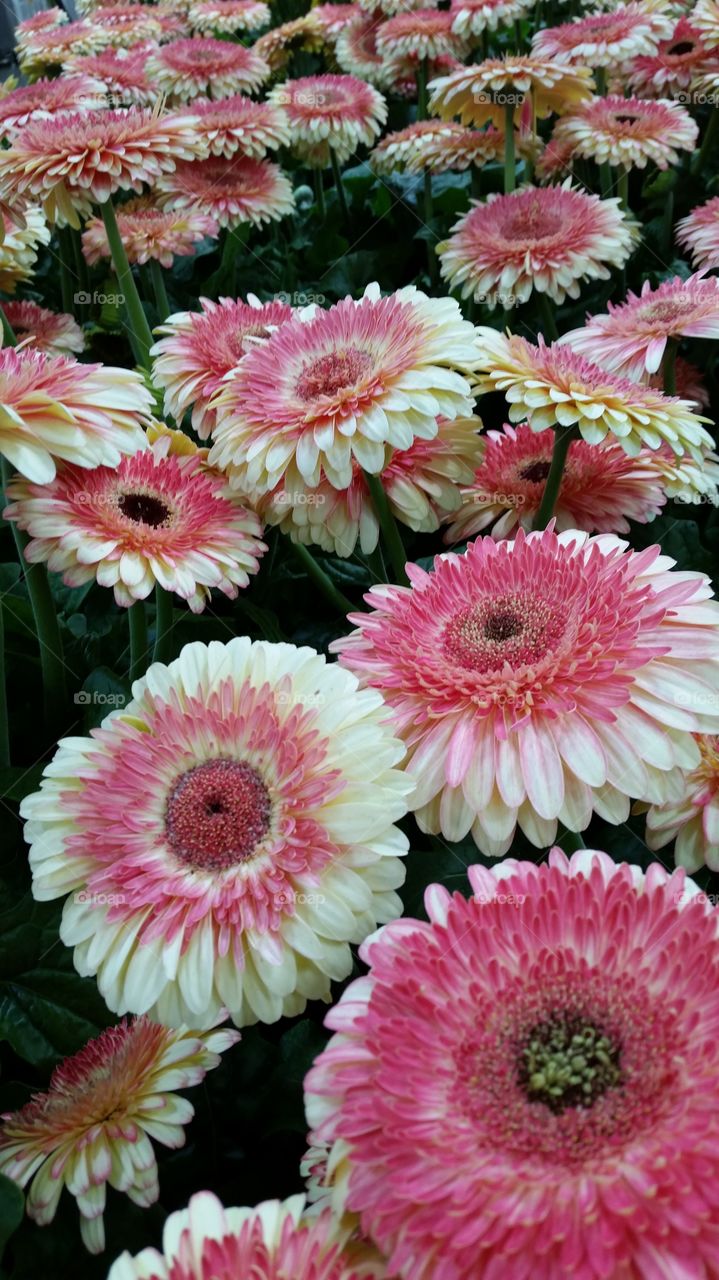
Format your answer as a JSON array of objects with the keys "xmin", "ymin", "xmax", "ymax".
[
  {"xmin": 532, "ymin": 4, "xmax": 673, "ymax": 68},
  {"xmin": 428, "ymin": 56, "xmax": 594, "ymax": 129},
  {"xmin": 208, "ymin": 282, "xmax": 480, "ymax": 492},
  {"xmin": 335, "ymin": 14, "xmax": 389, "ymax": 86},
  {"xmin": 626, "ymin": 17, "xmax": 718, "ymax": 96},
  {"xmin": 146, "ymin": 36, "xmax": 270, "ymax": 101},
  {"xmin": 535, "ymin": 132, "xmax": 576, "ymax": 182},
  {"xmin": 189, "ymin": 0, "xmax": 270, "ymax": 33},
  {"xmin": 474, "ymin": 328, "xmax": 713, "ymax": 459},
  {"xmin": 437, "ymin": 183, "xmax": 635, "ymax": 307},
  {"xmin": 82, "ymin": 196, "xmax": 218, "ymax": 268},
  {"xmin": 649, "ymin": 354, "xmax": 710, "ymax": 408},
  {"xmin": 254, "ymin": 15, "xmax": 326, "ymax": 74},
  {"xmin": 268, "ymin": 75, "xmax": 386, "ymax": 168},
  {"xmin": 358, "ymin": 0, "xmax": 426, "ymax": 13},
  {"xmin": 334, "ymin": 527, "xmax": 719, "ymax": 857},
  {"xmin": 382, "ymin": 52, "xmax": 464, "ymax": 101},
  {"xmin": 0, "ymin": 1018, "xmax": 238, "ymax": 1254},
  {"xmin": 312, "ymin": 4, "xmax": 361, "ymax": 38},
  {"xmin": 107, "ymin": 1191, "xmax": 386, "ymax": 1279},
  {"xmin": 0, "ymin": 107, "xmax": 205, "ymax": 228},
  {"xmin": 15, "ymin": 6, "xmax": 67, "ymax": 51},
  {"xmin": 444, "ymin": 422, "xmax": 666, "ymax": 542},
  {"xmin": 648, "ymin": 441, "xmax": 719, "ymax": 506},
  {"xmin": 1, "ymin": 300, "xmax": 84, "ymax": 357},
  {"xmin": 677, "ymin": 196, "xmax": 719, "ymax": 269},
  {"xmin": 5, "ymin": 439, "xmax": 266, "ymax": 611},
  {"xmin": 0, "ymin": 206, "xmax": 50, "ymax": 294},
  {"xmin": 18, "ymin": 20, "xmax": 108, "ymax": 79},
  {"xmin": 370, "ymin": 120, "xmax": 504, "ymax": 175},
  {"xmin": 559, "ymin": 273, "xmax": 719, "ymax": 379},
  {"xmin": 0, "ymin": 75, "xmax": 107, "ymax": 137},
  {"xmin": 305, "ymin": 849, "xmax": 719, "ymax": 1278},
  {"xmin": 21, "ymin": 638, "xmax": 410, "ymax": 1027},
  {"xmin": 693, "ymin": 0, "xmax": 719, "ymax": 49},
  {"xmin": 262, "ymin": 416, "xmax": 483, "ymax": 559},
  {"xmin": 151, "ymin": 294, "xmax": 294, "ymax": 438},
  {"xmin": 646, "ymin": 734, "xmax": 719, "ymax": 870},
  {"xmin": 0, "ymin": 348, "xmax": 152, "ymax": 484},
  {"xmin": 450, "ymin": 0, "xmax": 534, "ymax": 38},
  {"xmin": 90, "ymin": 4, "xmax": 163, "ymax": 45},
  {"xmin": 62, "ymin": 49, "xmax": 154, "ymax": 107},
  {"xmin": 156, "ymin": 155, "xmax": 295, "ymax": 230},
  {"xmin": 553, "ymin": 93, "xmax": 698, "ymax": 170},
  {"xmin": 187, "ymin": 95, "xmax": 290, "ymax": 158},
  {"xmin": 375, "ymin": 11, "xmax": 467, "ymax": 62}
]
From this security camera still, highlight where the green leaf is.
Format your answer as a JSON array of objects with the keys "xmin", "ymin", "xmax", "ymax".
[{"xmin": 0, "ymin": 1173, "xmax": 24, "ymax": 1260}]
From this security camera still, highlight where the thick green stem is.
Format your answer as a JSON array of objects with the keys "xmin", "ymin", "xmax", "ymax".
[
  {"xmin": 598, "ymin": 161, "xmax": 612, "ymax": 200},
  {"xmin": 57, "ymin": 227, "xmax": 77, "ymax": 318},
  {"xmin": 0, "ymin": 597, "xmax": 9, "ymax": 768},
  {"xmin": 662, "ymin": 338, "xmax": 678, "ymax": 395},
  {"xmin": 424, "ymin": 170, "xmax": 437, "ymax": 285},
  {"xmin": 152, "ymin": 585, "xmax": 173, "ymax": 665},
  {"xmin": 661, "ymin": 188, "xmax": 675, "ymax": 259},
  {"xmin": 537, "ymin": 291, "xmax": 559, "ymax": 342},
  {"xmin": 330, "ymin": 150, "xmax": 349, "ymax": 226},
  {"xmin": 617, "ymin": 165, "xmax": 629, "ymax": 211},
  {"xmin": 504, "ymin": 100, "xmax": 516, "ymax": 194},
  {"xmin": 128, "ymin": 600, "xmax": 149, "ymax": 684},
  {"xmin": 416, "ymin": 57, "xmax": 429, "ymax": 119},
  {"xmin": 693, "ymin": 109, "xmax": 719, "ymax": 176},
  {"xmin": 149, "ymin": 258, "xmax": 171, "ymax": 322},
  {"xmin": 290, "ymin": 541, "xmax": 353, "ymax": 615},
  {"xmin": 70, "ymin": 226, "xmax": 89, "ymax": 299},
  {"xmin": 364, "ymin": 471, "xmax": 409, "ymax": 585},
  {"xmin": 533, "ymin": 425, "xmax": 580, "ymax": 529},
  {"xmin": 595, "ymin": 67, "xmax": 607, "ymax": 95},
  {"xmin": 314, "ymin": 167, "xmax": 326, "ymax": 219},
  {"xmin": 100, "ymin": 197, "xmax": 154, "ymax": 368}
]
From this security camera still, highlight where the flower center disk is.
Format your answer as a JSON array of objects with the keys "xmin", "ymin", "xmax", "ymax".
[
  {"xmin": 165, "ymin": 758, "xmax": 272, "ymax": 871},
  {"xmin": 518, "ymin": 1015, "xmax": 622, "ymax": 1114},
  {"xmin": 118, "ymin": 491, "xmax": 172, "ymax": 528},
  {"xmin": 443, "ymin": 591, "xmax": 566, "ymax": 673},
  {"xmin": 296, "ymin": 347, "xmax": 373, "ymax": 402}
]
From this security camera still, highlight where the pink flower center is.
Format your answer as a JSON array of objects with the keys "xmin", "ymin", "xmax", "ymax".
[
  {"xmin": 500, "ymin": 203, "xmax": 563, "ymax": 243},
  {"xmin": 118, "ymin": 491, "xmax": 172, "ymax": 528},
  {"xmin": 165, "ymin": 758, "xmax": 272, "ymax": 871},
  {"xmin": 443, "ymin": 591, "xmax": 567, "ymax": 673},
  {"xmin": 296, "ymin": 347, "xmax": 373, "ymax": 402}
]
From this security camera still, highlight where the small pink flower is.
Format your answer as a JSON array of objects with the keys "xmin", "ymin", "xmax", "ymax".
[
  {"xmin": 268, "ymin": 74, "xmax": 386, "ymax": 167},
  {"xmin": 157, "ymin": 155, "xmax": 295, "ymax": 230},
  {"xmin": 532, "ymin": 3, "xmax": 673, "ymax": 68},
  {"xmin": 82, "ymin": 196, "xmax": 218, "ymax": 268},
  {"xmin": 1, "ymin": 299, "xmax": 84, "ymax": 356},
  {"xmin": 147, "ymin": 36, "xmax": 270, "ymax": 101}
]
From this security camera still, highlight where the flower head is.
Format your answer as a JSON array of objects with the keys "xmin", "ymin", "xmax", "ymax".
[
  {"xmin": 444, "ymin": 421, "xmax": 666, "ymax": 542},
  {"xmin": 693, "ymin": 0, "xmax": 719, "ymax": 49},
  {"xmin": 82, "ymin": 196, "xmax": 218, "ymax": 268},
  {"xmin": 532, "ymin": 3, "xmax": 673, "ymax": 68},
  {"xmin": 18, "ymin": 20, "xmax": 107, "ymax": 79},
  {"xmin": 0, "ymin": 75, "xmax": 106, "ymax": 137},
  {"xmin": 450, "ymin": 0, "xmax": 534, "ymax": 39},
  {"xmin": 553, "ymin": 94, "xmax": 698, "ymax": 170},
  {"xmin": 208, "ymin": 282, "xmax": 480, "ymax": 492},
  {"xmin": 428, "ymin": 56, "xmax": 594, "ymax": 128},
  {"xmin": 187, "ymin": 94, "xmax": 290, "ymax": 158},
  {"xmin": 0, "ymin": 348, "xmax": 152, "ymax": 483},
  {"xmin": 63, "ymin": 49, "xmax": 155, "ymax": 107},
  {"xmin": 151, "ymin": 294, "xmax": 294, "ymax": 437},
  {"xmin": 1, "ymin": 300, "xmax": 84, "ymax": 357},
  {"xmin": 376, "ymin": 11, "xmax": 467, "ymax": 62},
  {"xmin": 626, "ymin": 17, "xmax": 719, "ymax": 96},
  {"xmin": 146, "ymin": 36, "xmax": 270, "ymax": 101},
  {"xmin": 268, "ymin": 74, "xmax": 386, "ymax": 167},
  {"xmin": 313, "ymin": 4, "xmax": 361, "ymax": 38},
  {"xmin": 369, "ymin": 120, "xmax": 505, "ymax": 174},
  {"xmin": 188, "ymin": 0, "xmax": 271, "ymax": 34},
  {"xmin": 559, "ymin": 273, "xmax": 719, "ymax": 378},
  {"xmin": 0, "ymin": 1019, "xmax": 239, "ymax": 1254},
  {"xmin": 677, "ymin": 196, "xmax": 719, "ymax": 270},
  {"xmin": 157, "ymin": 155, "xmax": 295, "ymax": 230},
  {"xmin": 21, "ymin": 638, "xmax": 410, "ymax": 1027},
  {"xmin": 306, "ymin": 849, "xmax": 719, "ymax": 1278},
  {"xmin": 0, "ymin": 206, "xmax": 50, "ymax": 293},
  {"xmin": 646, "ymin": 734, "xmax": 719, "ymax": 870},
  {"xmin": 108, "ymin": 1191, "xmax": 386, "ymax": 1279},
  {"xmin": 474, "ymin": 328, "xmax": 714, "ymax": 459},
  {"xmin": 90, "ymin": 4, "xmax": 163, "ymax": 45},
  {"xmin": 0, "ymin": 107, "xmax": 205, "ymax": 227},
  {"xmin": 335, "ymin": 14, "xmax": 389, "ymax": 85},
  {"xmin": 437, "ymin": 182, "xmax": 636, "ymax": 307},
  {"xmin": 5, "ymin": 438, "xmax": 267, "ymax": 611},
  {"xmin": 254, "ymin": 15, "xmax": 326, "ymax": 74}
]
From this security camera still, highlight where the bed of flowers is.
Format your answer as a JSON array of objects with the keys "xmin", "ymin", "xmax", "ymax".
[{"xmin": 3, "ymin": 0, "xmax": 719, "ymax": 1275}]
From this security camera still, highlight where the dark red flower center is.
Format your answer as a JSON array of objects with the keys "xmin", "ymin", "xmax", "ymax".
[
  {"xmin": 118, "ymin": 492, "xmax": 172, "ymax": 528},
  {"xmin": 165, "ymin": 758, "xmax": 272, "ymax": 871},
  {"xmin": 443, "ymin": 591, "xmax": 567, "ymax": 673},
  {"xmin": 296, "ymin": 347, "xmax": 373, "ymax": 401},
  {"xmin": 519, "ymin": 459, "xmax": 552, "ymax": 484}
]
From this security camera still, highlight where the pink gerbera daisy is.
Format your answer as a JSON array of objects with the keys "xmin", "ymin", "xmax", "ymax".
[
  {"xmin": 18, "ymin": 20, "xmax": 108, "ymax": 79},
  {"xmin": 21, "ymin": 638, "xmax": 410, "ymax": 1027},
  {"xmin": 677, "ymin": 196, "xmax": 719, "ymax": 270},
  {"xmin": 333, "ymin": 527, "xmax": 719, "ymax": 853},
  {"xmin": 0, "ymin": 206, "xmax": 50, "ymax": 294},
  {"xmin": 444, "ymin": 421, "xmax": 666, "ymax": 542},
  {"xmin": 188, "ymin": 0, "xmax": 271, "ymax": 34},
  {"xmin": 146, "ymin": 36, "xmax": 270, "ymax": 101},
  {"xmin": 437, "ymin": 182, "xmax": 636, "ymax": 307},
  {"xmin": 693, "ymin": 0, "xmax": 719, "ymax": 49},
  {"xmin": 63, "ymin": 49, "xmax": 154, "ymax": 107},
  {"xmin": 1, "ymin": 299, "xmax": 84, "ymax": 356},
  {"xmin": 4, "ymin": 436, "xmax": 267, "ymax": 611},
  {"xmin": 157, "ymin": 155, "xmax": 295, "ymax": 230},
  {"xmin": 646, "ymin": 734, "xmax": 719, "ymax": 870},
  {"xmin": 375, "ymin": 11, "xmax": 467, "ymax": 62},
  {"xmin": 626, "ymin": 17, "xmax": 719, "ymax": 97},
  {"xmin": 358, "ymin": 0, "xmax": 426, "ymax": 14},
  {"xmin": 535, "ymin": 132, "xmax": 576, "ymax": 182},
  {"xmin": 188, "ymin": 94, "xmax": 291, "ymax": 158},
  {"xmin": 0, "ymin": 348, "xmax": 152, "ymax": 484},
  {"xmin": 208, "ymin": 282, "xmax": 480, "ymax": 492},
  {"xmin": 0, "ymin": 107, "xmax": 204, "ymax": 227},
  {"xmin": 151, "ymin": 294, "xmax": 294, "ymax": 437},
  {"xmin": 0, "ymin": 75, "xmax": 107, "ymax": 136},
  {"xmin": 370, "ymin": 120, "xmax": 506, "ymax": 175},
  {"xmin": 305, "ymin": 848, "xmax": 719, "ymax": 1279},
  {"xmin": 15, "ymin": 7, "xmax": 67, "ymax": 47},
  {"xmin": 312, "ymin": 4, "xmax": 361, "ymax": 38},
  {"xmin": 82, "ymin": 196, "xmax": 218, "ymax": 268},
  {"xmin": 108, "ymin": 1191, "xmax": 386, "ymax": 1279},
  {"xmin": 335, "ymin": 14, "xmax": 389, "ymax": 85},
  {"xmin": 559, "ymin": 273, "xmax": 719, "ymax": 378},
  {"xmin": 450, "ymin": 0, "xmax": 534, "ymax": 38},
  {"xmin": 532, "ymin": 4, "xmax": 673, "ymax": 68},
  {"xmin": 90, "ymin": 4, "xmax": 163, "ymax": 45},
  {"xmin": 0, "ymin": 1019, "xmax": 238, "ymax": 1254},
  {"xmin": 553, "ymin": 94, "xmax": 698, "ymax": 170},
  {"xmin": 268, "ymin": 74, "xmax": 386, "ymax": 167}
]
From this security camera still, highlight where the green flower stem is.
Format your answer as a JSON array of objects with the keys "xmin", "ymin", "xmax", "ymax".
[
  {"xmin": 314, "ymin": 167, "xmax": 326, "ymax": 219},
  {"xmin": 693, "ymin": 109, "xmax": 719, "ymax": 176},
  {"xmin": 533, "ymin": 425, "xmax": 580, "ymax": 529},
  {"xmin": 504, "ymin": 101, "xmax": 516, "ymax": 194},
  {"xmin": 364, "ymin": 471, "xmax": 409, "ymax": 586},
  {"xmin": 617, "ymin": 165, "xmax": 629, "ymax": 211},
  {"xmin": 0, "ymin": 305, "xmax": 16, "ymax": 348},
  {"xmin": 57, "ymin": 227, "xmax": 77, "ymax": 318},
  {"xmin": 423, "ymin": 170, "xmax": 438, "ymax": 285},
  {"xmin": 289, "ymin": 541, "xmax": 353, "ymax": 615},
  {"xmin": 598, "ymin": 161, "xmax": 613, "ymax": 200},
  {"xmin": 128, "ymin": 600, "xmax": 149, "ymax": 684},
  {"xmin": 149, "ymin": 258, "xmax": 171, "ymax": 322},
  {"xmin": 100, "ymin": 197, "xmax": 154, "ymax": 369},
  {"xmin": 537, "ymin": 291, "xmax": 559, "ymax": 342},
  {"xmin": 0, "ymin": 597, "xmax": 9, "ymax": 767},
  {"xmin": 595, "ymin": 67, "xmax": 607, "ymax": 95},
  {"xmin": 153, "ymin": 585, "xmax": 173, "ymax": 665},
  {"xmin": 70, "ymin": 226, "xmax": 89, "ymax": 299},
  {"xmin": 661, "ymin": 187, "xmax": 675, "ymax": 259},
  {"xmin": 416, "ymin": 57, "xmax": 429, "ymax": 119},
  {"xmin": 330, "ymin": 150, "xmax": 349, "ymax": 226},
  {"xmin": 662, "ymin": 338, "xmax": 678, "ymax": 395}
]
